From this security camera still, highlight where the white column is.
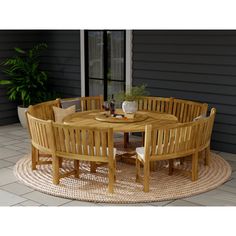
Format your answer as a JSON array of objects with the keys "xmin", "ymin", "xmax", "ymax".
[
  {"xmin": 126, "ymin": 30, "xmax": 132, "ymax": 93},
  {"xmin": 80, "ymin": 30, "xmax": 85, "ymax": 97}
]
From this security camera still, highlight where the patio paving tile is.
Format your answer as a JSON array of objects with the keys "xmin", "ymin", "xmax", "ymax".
[
  {"xmin": 226, "ymin": 161, "xmax": 236, "ymax": 172},
  {"xmin": 0, "ymin": 147, "xmax": 22, "ymax": 159},
  {"xmin": 0, "ymin": 189, "xmax": 26, "ymax": 206},
  {"xmin": 224, "ymin": 178, "xmax": 236, "ymax": 188},
  {"xmin": 166, "ymin": 199, "xmax": 201, "ymax": 206},
  {"xmin": 1, "ymin": 182, "xmax": 34, "ymax": 195},
  {"xmin": 0, "ymin": 140, "xmax": 24, "ymax": 147},
  {"xmin": 7, "ymin": 130, "xmax": 29, "ymax": 137},
  {"xmin": 148, "ymin": 200, "xmax": 173, "ymax": 206},
  {"xmin": 4, "ymin": 155, "xmax": 25, "ymax": 164},
  {"xmin": 184, "ymin": 189, "xmax": 236, "ymax": 206},
  {"xmin": 12, "ymin": 142, "xmax": 31, "ymax": 149},
  {"xmin": 0, "ymin": 160, "xmax": 14, "ymax": 168},
  {"xmin": 0, "ymin": 168, "xmax": 18, "ymax": 186},
  {"xmin": 22, "ymin": 191, "xmax": 72, "ymax": 206},
  {"xmin": 62, "ymin": 200, "xmax": 98, "ymax": 206},
  {"xmin": 0, "ymin": 136, "xmax": 15, "ymax": 144},
  {"xmin": 14, "ymin": 200, "xmax": 42, "ymax": 206},
  {"xmin": 219, "ymin": 152, "xmax": 236, "ymax": 162},
  {"xmin": 231, "ymin": 171, "xmax": 236, "ymax": 178},
  {"xmin": 98, "ymin": 203, "xmax": 154, "ymax": 206},
  {"xmin": 218, "ymin": 185, "xmax": 236, "ymax": 194},
  {"xmin": 5, "ymin": 145, "xmax": 25, "ymax": 151}
]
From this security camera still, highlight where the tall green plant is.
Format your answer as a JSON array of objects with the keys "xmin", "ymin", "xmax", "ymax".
[
  {"xmin": 0, "ymin": 43, "xmax": 50, "ymax": 107},
  {"xmin": 115, "ymin": 84, "xmax": 149, "ymax": 102}
]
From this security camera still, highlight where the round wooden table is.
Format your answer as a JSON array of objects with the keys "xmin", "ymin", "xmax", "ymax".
[
  {"xmin": 63, "ymin": 109, "xmax": 178, "ymax": 171},
  {"xmin": 63, "ymin": 109, "xmax": 178, "ymax": 133}
]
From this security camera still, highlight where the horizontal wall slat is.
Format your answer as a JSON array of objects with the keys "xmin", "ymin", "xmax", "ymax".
[
  {"xmin": 133, "ymin": 53, "xmax": 236, "ymax": 66},
  {"xmin": 134, "ymin": 78, "xmax": 236, "ymax": 96},
  {"xmin": 133, "ymin": 70, "xmax": 236, "ymax": 86},
  {"xmin": 133, "ymin": 30, "xmax": 236, "ymax": 153},
  {"xmin": 133, "ymin": 61, "xmax": 236, "ymax": 76}
]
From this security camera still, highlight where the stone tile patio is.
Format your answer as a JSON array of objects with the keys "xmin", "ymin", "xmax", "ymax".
[{"xmin": 0, "ymin": 123, "xmax": 235, "ymax": 206}]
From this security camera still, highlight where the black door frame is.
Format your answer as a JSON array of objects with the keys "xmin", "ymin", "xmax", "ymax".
[{"xmin": 84, "ymin": 30, "xmax": 126, "ymax": 100}]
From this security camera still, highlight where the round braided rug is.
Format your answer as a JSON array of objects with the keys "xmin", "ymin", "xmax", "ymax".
[{"xmin": 14, "ymin": 153, "xmax": 231, "ymax": 204}]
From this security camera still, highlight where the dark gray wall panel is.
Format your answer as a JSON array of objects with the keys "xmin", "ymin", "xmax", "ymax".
[
  {"xmin": 133, "ymin": 30, "xmax": 236, "ymax": 153},
  {"xmin": 0, "ymin": 30, "xmax": 81, "ymax": 125}
]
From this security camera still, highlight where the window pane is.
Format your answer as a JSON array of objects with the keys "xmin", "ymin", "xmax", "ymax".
[
  {"xmin": 88, "ymin": 31, "xmax": 103, "ymax": 79},
  {"xmin": 107, "ymin": 81, "xmax": 124, "ymax": 99},
  {"xmin": 107, "ymin": 31, "xmax": 124, "ymax": 81},
  {"xmin": 89, "ymin": 79, "xmax": 104, "ymax": 96}
]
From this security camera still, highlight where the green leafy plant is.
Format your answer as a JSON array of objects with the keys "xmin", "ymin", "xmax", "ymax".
[
  {"xmin": 0, "ymin": 43, "xmax": 52, "ymax": 107},
  {"xmin": 115, "ymin": 84, "xmax": 149, "ymax": 102}
]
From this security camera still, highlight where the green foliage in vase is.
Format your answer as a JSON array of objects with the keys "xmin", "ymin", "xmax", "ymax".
[
  {"xmin": 115, "ymin": 84, "xmax": 149, "ymax": 102},
  {"xmin": 0, "ymin": 43, "xmax": 54, "ymax": 107}
]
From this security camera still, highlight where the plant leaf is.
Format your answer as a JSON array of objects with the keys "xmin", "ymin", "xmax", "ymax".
[{"xmin": 14, "ymin": 47, "xmax": 26, "ymax": 54}]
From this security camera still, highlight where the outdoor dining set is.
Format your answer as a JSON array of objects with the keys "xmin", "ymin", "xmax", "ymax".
[{"xmin": 25, "ymin": 95, "xmax": 216, "ymax": 193}]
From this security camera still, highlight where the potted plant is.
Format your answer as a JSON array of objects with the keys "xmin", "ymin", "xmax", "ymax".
[
  {"xmin": 116, "ymin": 84, "xmax": 148, "ymax": 114},
  {"xmin": 0, "ymin": 43, "xmax": 51, "ymax": 128}
]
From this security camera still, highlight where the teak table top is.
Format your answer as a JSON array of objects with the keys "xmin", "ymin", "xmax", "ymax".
[{"xmin": 63, "ymin": 109, "xmax": 178, "ymax": 133}]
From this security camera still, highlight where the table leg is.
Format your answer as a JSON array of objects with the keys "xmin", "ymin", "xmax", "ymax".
[{"xmin": 124, "ymin": 132, "xmax": 129, "ymax": 148}]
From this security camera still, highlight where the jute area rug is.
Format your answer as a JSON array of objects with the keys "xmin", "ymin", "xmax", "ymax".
[{"xmin": 14, "ymin": 152, "xmax": 231, "ymax": 204}]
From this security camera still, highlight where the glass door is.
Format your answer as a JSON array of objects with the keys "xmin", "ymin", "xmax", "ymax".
[{"xmin": 85, "ymin": 30, "xmax": 125, "ymax": 100}]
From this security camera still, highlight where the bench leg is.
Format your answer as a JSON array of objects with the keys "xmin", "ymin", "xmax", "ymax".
[
  {"xmin": 31, "ymin": 146, "xmax": 38, "ymax": 170},
  {"xmin": 52, "ymin": 156, "xmax": 60, "ymax": 185},
  {"xmin": 124, "ymin": 132, "xmax": 129, "ymax": 148},
  {"xmin": 205, "ymin": 146, "xmax": 211, "ymax": 166},
  {"xmin": 74, "ymin": 160, "xmax": 80, "ymax": 178},
  {"xmin": 168, "ymin": 159, "xmax": 174, "ymax": 175},
  {"xmin": 192, "ymin": 152, "xmax": 199, "ymax": 181},
  {"xmin": 136, "ymin": 156, "xmax": 141, "ymax": 183},
  {"xmin": 143, "ymin": 161, "xmax": 150, "ymax": 192}
]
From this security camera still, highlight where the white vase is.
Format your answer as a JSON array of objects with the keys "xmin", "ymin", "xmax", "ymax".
[
  {"xmin": 17, "ymin": 105, "xmax": 28, "ymax": 128},
  {"xmin": 122, "ymin": 101, "xmax": 138, "ymax": 114}
]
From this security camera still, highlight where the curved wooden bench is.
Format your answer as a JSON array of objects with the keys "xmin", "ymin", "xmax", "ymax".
[
  {"xmin": 26, "ymin": 112, "xmax": 54, "ymax": 170},
  {"xmin": 198, "ymin": 108, "xmax": 216, "ymax": 166},
  {"xmin": 27, "ymin": 99, "xmax": 61, "ymax": 121},
  {"xmin": 51, "ymin": 123, "xmax": 116, "ymax": 193},
  {"xmin": 137, "ymin": 96, "xmax": 173, "ymax": 114},
  {"xmin": 59, "ymin": 95, "xmax": 104, "ymax": 112},
  {"xmin": 135, "ymin": 107, "xmax": 216, "ymax": 192},
  {"xmin": 172, "ymin": 98, "xmax": 208, "ymax": 123},
  {"xmin": 138, "ymin": 96, "xmax": 208, "ymax": 122},
  {"xmin": 25, "ymin": 96, "xmax": 216, "ymax": 192}
]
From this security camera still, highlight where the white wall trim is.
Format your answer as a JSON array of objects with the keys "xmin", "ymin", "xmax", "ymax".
[
  {"xmin": 126, "ymin": 30, "xmax": 132, "ymax": 93},
  {"xmin": 80, "ymin": 30, "xmax": 85, "ymax": 96}
]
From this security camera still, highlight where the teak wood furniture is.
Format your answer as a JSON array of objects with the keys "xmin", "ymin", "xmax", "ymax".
[
  {"xmin": 25, "ymin": 96, "xmax": 216, "ymax": 193},
  {"xmin": 52, "ymin": 123, "xmax": 116, "ymax": 193},
  {"xmin": 26, "ymin": 99, "xmax": 60, "ymax": 170},
  {"xmin": 63, "ymin": 109, "xmax": 178, "ymax": 133},
  {"xmin": 26, "ymin": 113, "xmax": 55, "ymax": 170},
  {"xmin": 26, "ymin": 112, "xmax": 116, "ymax": 193},
  {"xmin": 136, "ymin": 108, "xmax": 216, "ymax": 192},
  {"xmin": 59, "ymin": 95, "xmax": 103, "ymax": 112}
]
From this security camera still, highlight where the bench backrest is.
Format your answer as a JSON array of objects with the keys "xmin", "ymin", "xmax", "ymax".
[
  {"xmin": 27, "ymin": 99, "xmax": 61, "ymax": 121},
  {"xmin": 52, "ymin": 122, "xmax": 113, "ymax": 162},
  {"xmin": 26, "ymin": 112, "xmax": 55, "ymax": 154},
  {"xmin": 144, "ymin": 121, "xmax": 201, "ymax": 161},
  {"xmin": 198, "ymin": 108, "xmax": 216, "ymax": 151},
  {"xmin": 137, "ymin": 96, "xmax": 173, "ymax": 114},
  {"xmin": 172, "ymin": 98, "xmax": 208, "ymax": 123},
  {"xmin": 80, "ymin": 96, "xmax": 104, "ymax": 111}
]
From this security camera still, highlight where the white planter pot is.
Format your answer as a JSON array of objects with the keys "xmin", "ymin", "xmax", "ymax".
[
  {"xmin": 17, "ymin": 106, "xmax": 28, "ymax": 128},
  {"xmin": 122, "ymin": 101, "xmax": 138, "ymax": 114}
]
